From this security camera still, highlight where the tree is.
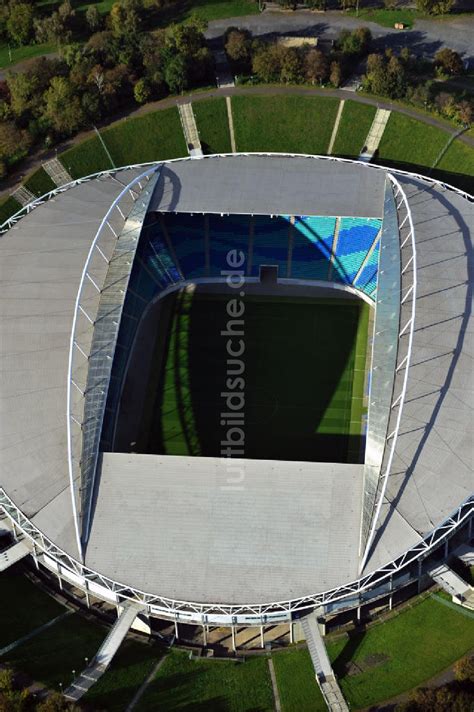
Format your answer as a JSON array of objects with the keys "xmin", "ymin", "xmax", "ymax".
[
  {"xmin": 0, "ymin": 120, "xmax": 30, "ymax": 177},
  {"xmin": 337, "ymin": 27, "xmax": 372, "ymax": 56},
  {"xmin": 225, "ymin": 28, "xmax": 252, "ymax": 72},
  {"xmin": 386, "ymin": 55, "xmax": 407, "ymax": 98},
  {"xmin": 7, "ymin": 71, "xmax": 40, "ymax": 117},
  {"xmin": 164, "ymin": 53, "xmax": 188, "ymax": 93},
  {"xmin": 330, "ymin": 60, "xmax": 342, "ymax": 87},
  {"xmin": 43, "ymin": 76, "xmax": 84, "ymax": 134},
  {"xmin": 0, "ymin": 668, "xmax": 31, "ymax": 712},
  {"xmin": 252, "ymin": 44, "xmax": 284, "ymax": 83},
  {"xmin": 34, "ymin": 1, "xmax": 75, "ymax": 46},
  {"xmin": 280, "ymin": 47, "xmax": 301, "ymax": 83},
  {"xmin": 85, "ymin": 5, "xmax": 102, "ymax": 33},
  {"xmin": 134, "ymin": 76, "xmax": 151, "ymax": 103},
  {"xmin": 304, "ymin": 48, "xmax": 329, "ymax": 84},
  {"xmin": 457, "ymin": 100, "xmax": 473, "ymax": 126},
  {"xmin": 6, "ymin": 3, "xmax": 34, "ymax": 46},
  {"xmin": 454, "ymin": 654, "xmax": 474, "ymax": 682},
  {"xmin": 109, "ymin": 0, "xmax": 143, "ymax": 39},
  {"xmin": 36, "ymin": 691, "xmax": 81, "ymax": 712},
  {"xmin": 416, "ymin": 0, "xmax": 454, "ymax": 14},
  {"xmin": 434, "ymin": 47, "xmax": 463, "ymax": 75}
]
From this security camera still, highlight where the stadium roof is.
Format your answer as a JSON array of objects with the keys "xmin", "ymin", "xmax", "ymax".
[
  {"xmin": 150, "ymin": 155, "xmax": 386, "ymax": 218},
  {"xmin": 0, "ymin": 155, "xmax": 472, "ymax": 609}
]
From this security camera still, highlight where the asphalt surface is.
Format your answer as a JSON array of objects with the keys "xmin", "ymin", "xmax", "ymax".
[{"xmin": 206, "ymin": 10, "xmax": 474, "ymax": 62}]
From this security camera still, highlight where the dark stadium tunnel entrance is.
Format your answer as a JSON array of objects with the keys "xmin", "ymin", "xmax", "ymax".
[{"xmin": 131, "ymin": 286, "xmax": 368, "ymax": 465}]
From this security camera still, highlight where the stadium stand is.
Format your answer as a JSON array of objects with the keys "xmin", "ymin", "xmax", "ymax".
[
  {"xmin": 251, "ymin": 216, "xmax": 290, "ymax": 278},
  {"xmin": 209, "ymin": 214, "xmax": 251, "ymax": 274},
  {"xmin": 139, "ymin": 212, "xmax": 382, "ymax": 299},
  {"xmin": 290, "ymin": 216, "xmax": 336, "ymax": 280},
  {"xmin": 332, "ymin": 218, "xmax": 381, "ymax": 285},
  {"xmin": 162, "ymin": 213, "xmax": 207, "ymax": 279},
  {"xmin": 353, "ymin": 238, "xmax": 381, "ymax": 297}
]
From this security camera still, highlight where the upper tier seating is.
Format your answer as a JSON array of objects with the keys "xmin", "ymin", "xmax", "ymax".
[
  {"xmin": 147, "ymin": 212, "xmax": 382, "ymax": 298},
  {"xmin": 291, "ymin": 216, "xmax": 336, "ymax": 281},
  {"xmin": 332, "ymin": 218, "xmax": 381, "ymax": 285}
]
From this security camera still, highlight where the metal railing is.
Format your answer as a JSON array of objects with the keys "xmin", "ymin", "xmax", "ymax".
[
  {"xmin": 359, "ymin": 174, "xmax": 418, "ymax": 572},
  {"xmin": 67, "ymin": 165, "xmax": 159, "ymax": 559},
  {"xmin": 0, "ymin": 485, "xmax": 471, "ymax": 622}
]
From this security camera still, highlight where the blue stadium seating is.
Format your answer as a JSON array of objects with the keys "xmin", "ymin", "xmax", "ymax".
[
  {"xmin": 332, "ymin": 218, "xmax": 381, "ymax": 285},
  {"xmin": 353, "ymin": 238, "xmax": 380, "ymax": 297},
  {"xmin": 291, "ymin": 216, "xmax": 336, "ymax": 280},
  {"xmin": 251, "ymin": 216, "xmax": 290, "ymax": 278},
  {"xmin": 209, "ymin": 214, "xmax": 251, "ymax": 275},
  {"xmin": 129, "ymin": 212, "xmax": 381, "ymax": 300},
  {"xmin": 164, "ymin": 213, "xmax": 206, "ymax": 279}
]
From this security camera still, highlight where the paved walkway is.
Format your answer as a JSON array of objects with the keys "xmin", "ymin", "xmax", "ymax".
[{"xmin": 1, "ymin": 84, "xmax": 472, "ymax": 200}]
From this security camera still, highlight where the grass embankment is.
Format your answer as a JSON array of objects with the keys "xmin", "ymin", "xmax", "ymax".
[
  {"xmin": 332, "ymin": 101, "xmax": 377, "ymax": 158},
  {"xmin": 0, "ymin": 569, "xmax": 66, "ymax": 649},
  {"xmin": 24, "ymin": 166, "xmax": 56, "ymax": 196},
  {"xmin": 0, "ymin": 42, "xmax": 56, "ymax": 70},
  {"xmin": 232, "ymin": 95, "xmax": 339, "ymax": 154},
  {"xmin": 135, "ymin": 650, "xmax": 274, "ymax": 711},
  {"xmin": 194, "ymin": 97, "xmax": 232, "ymax": 154},
  {"xmin": 377, "ymin": 112, "xmax": 449, "ymax": 169},
  {"xmin": 60, "ymin": 107, "xmax": 187, "ymax": 178},
  {"xmin": 377, "ymin": 111, "xmax": 474, "ymax": 191},
  {"xmin": 273, "ymin": 594, "xmax": 474, "ymax": 711},
  {"xmin": 273, "ymin": 647, "xmax": 326, "ymax": 712},
  {"xmin": 84, "ymin": 640, "xmax": 165, "ymax": 712},
  {"xmin": 0, "ymin": 195, "xmax": 21, "ymax": 225},
  {"xmin": 331, "ymin": 594, "xmax": 474, "ymax": 709}
]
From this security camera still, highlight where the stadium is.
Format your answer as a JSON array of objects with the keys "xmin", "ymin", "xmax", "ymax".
[{"xmin": 0, "ymin": 152, "xmax": 473, "ymax": 703}]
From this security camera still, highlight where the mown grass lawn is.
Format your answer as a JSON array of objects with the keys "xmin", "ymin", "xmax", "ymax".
[
  {"xmin": 0, "ymin": 195, "xmax": 21, "ymax": 225},
  {"xmin": 2, "ymin": 612, "xmax": 107, "ymax": 689},
  {"xmin": 136, "ymin": 650, "xmax": 274, "ymax": 711},
  {"xmin": 346, "ymin": 7, "xmax": 419, "ymax": 27},
  {"xmin": 24, "ymin": 166, "xmax": 57, "ymax": 197},
  {"xmin": 329, "ymin": 594, "xmax": 474, "ymax": 710},
  {"xmin": 173, "ymin": 0, "xmax": 258, "ymax": 22},
  {"xmin": 377, "ymin": 112, "xmax": 450, "ymax": 169},
  {"xmin": 61, "ymin": 107, "xmax": 187, "ymax": 178},
  {"xmin": 273, "ymin": 648, "xmax": 326, "ymax": 712},
  {"xmin": 331, "ymin": 101, "xmax": 376, "ymax": 158},
  {"xmin": 434, "ymin": 139, "xmax": 474, "ymax": 193},
  {"xmin": 232, "ymin": 95, "xmax": 339, "ymax": 155},
  {"xmin": 84, "ymin": 639, "xmax": 164, "ymax": 712},
  {"xmin": 193, "ymin": 97, "xmax": 232, "ymax": 154},
  {"xmin": 0, "ymin": 569, "xmax": 67, "ymax": 648},
  {"xmin": 0, "ymin": 42, "xmax": 56, "ymax": 70},
  {"xmin": 60, "ymin": 135, "xmax": 112, "ymax": 178}
]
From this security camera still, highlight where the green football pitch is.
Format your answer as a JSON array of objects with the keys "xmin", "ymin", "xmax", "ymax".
[{"xmin": 138, "ymin": 290, "xmax": 369, "ymax": 464}]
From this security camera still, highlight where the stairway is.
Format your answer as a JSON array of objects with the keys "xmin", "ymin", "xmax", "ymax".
[
  {"xmin": 0, "ymin": 541, "xmax": 30, "ymax": 571},
  {"xmin": 64, "ymin": 602, "xmax": 143, "ymax": 702},
  {"xmin": 301, "ymin": 614, "xmax": 349, "ymax": 712},
  {"xmin": 43, "ymin": 157, "xmax": 73, "ymax": 187},
  {"xmin": 178, "ymin": 103, "xmax": 202, "ymax": 157}
]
